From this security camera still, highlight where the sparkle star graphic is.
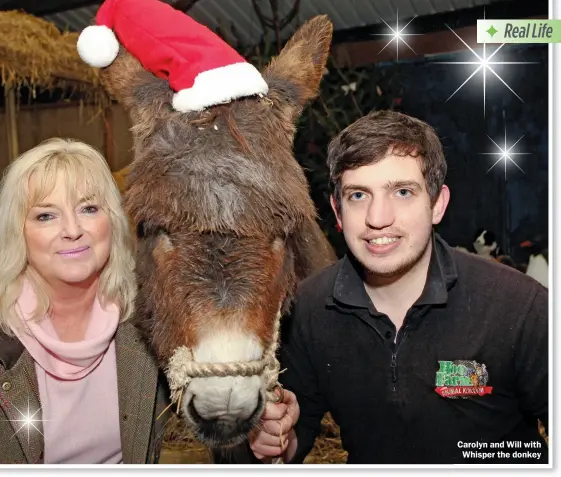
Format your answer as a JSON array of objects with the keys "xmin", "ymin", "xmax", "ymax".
[
  {"xmin": 1, "ymin": 397, "xmax": 47, "ymax": 444},
  {"xmin": 435, "ymin": 24, "xmax": 538, "ymax": 116},
  {"xmin": 371, "ymin": 9, "xmax": 423, "ymax": 61},
  {"xmin": 479, "ymin": 127, "xmax": 530, "ymax": 181}
]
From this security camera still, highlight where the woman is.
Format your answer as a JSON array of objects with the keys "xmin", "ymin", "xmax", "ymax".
[{"xmin": 0, "ymin": 138, "xmax": 170, "ymax": 464}]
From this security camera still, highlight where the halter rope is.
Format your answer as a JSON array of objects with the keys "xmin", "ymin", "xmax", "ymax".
[{"xmin": 164, "ymin": 309, "xmax": 283, "ymax": 406}]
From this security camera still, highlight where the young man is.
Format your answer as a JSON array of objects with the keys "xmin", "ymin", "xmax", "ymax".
[{"xmin": 250, "ymin": 110, "xmax": 548, "ymax": 464}]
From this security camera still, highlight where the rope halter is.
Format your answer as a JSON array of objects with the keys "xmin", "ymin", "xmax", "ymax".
[{"xmin": 164, "ymin": 309, "xmax": 284, "ymax": 408}]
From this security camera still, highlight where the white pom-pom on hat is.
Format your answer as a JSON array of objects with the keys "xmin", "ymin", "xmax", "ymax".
[{"xmin": 77, "ymin": 25, "xmax": 120, "ymax": 68}]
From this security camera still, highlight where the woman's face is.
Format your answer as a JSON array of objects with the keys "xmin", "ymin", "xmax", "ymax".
[{"xmin": 24, "ymin": 173, "xmax": 112, "ymax": 287}]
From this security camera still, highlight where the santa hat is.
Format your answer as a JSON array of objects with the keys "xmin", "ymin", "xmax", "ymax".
[{"xmin": 77, "ymin": 0, "xmax": 268, "ymax": 113}]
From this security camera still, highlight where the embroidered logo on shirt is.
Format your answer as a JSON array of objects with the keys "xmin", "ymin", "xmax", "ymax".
[{"xmin": 434, "ymin": 360, "xmax": 493, "ymax": 399}]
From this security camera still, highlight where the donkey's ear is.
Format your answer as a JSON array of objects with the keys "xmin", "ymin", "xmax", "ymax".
[
  {"xmin": 101, "ymin": 48, "xmax": 172, "ymax": 113},
  {"xmin": 101, "ymin": 48, "xmax": 173, "ymax": 147},
  {"xmin": 263, "ymin": 15, "xmax": 333, "ymax": 111}
]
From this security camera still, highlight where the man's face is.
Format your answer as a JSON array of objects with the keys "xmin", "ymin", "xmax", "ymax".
[{"xmin": 331, "ymin": 153, "xmax": 449, "ymax": 278}]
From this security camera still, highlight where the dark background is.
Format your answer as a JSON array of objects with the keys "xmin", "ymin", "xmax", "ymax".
[{"xmin": 398, "ymin": 45, "xmax": 548, "ymax": 257}]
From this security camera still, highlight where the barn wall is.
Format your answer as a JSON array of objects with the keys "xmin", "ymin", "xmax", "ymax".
[
  {"xmin": 0, "ymin": 108, "xmax": 8, "ymax": 174},
  {"xmin": 0, "ymin": 102, "xmax": 133, "ymax": 174}
]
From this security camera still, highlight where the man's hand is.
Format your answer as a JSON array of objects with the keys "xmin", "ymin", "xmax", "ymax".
[{"xmin": 249, "ymin": 389, "xmax": 300, "ymax": 462}]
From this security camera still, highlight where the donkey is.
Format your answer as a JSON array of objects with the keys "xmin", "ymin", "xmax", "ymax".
[{"xmin": 101, "ymin": 16, "xmax": 336, "ymax": 449}]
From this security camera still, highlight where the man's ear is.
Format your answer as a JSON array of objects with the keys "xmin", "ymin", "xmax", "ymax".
[
  {"xmin": 432, "ymin": 185, "xmax": 450, "ymax": 225},
  {"xmin": 330, "ymin": 194, "xmax": 343, "ymax": 230}
]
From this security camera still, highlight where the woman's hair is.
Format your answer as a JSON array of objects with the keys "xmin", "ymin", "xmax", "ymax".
[{"xmin": 0, "ymin": 138, "xmax": 136, "ymax": 336}]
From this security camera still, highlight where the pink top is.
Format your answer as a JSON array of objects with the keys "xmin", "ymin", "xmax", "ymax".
[{"xmin": 11, "ymin": 279, "xmax": 123, "ymax": 464}]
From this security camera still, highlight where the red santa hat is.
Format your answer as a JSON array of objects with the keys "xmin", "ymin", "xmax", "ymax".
[{"xmin": 77, "ymin": 0, "xmax": 268, "ymax": 113}]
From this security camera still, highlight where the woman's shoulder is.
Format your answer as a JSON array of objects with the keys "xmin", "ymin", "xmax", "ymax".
[
  {"xmin": 115, "ymin": 320, "xmax": 152, "ymax": 353},
  {"xmin": 0, "ymin": 330, "xmax": 25, "ymax": 374},
  {"xmin": 114, "ymin": 320, "xmax": 170, "ymax": 394}
]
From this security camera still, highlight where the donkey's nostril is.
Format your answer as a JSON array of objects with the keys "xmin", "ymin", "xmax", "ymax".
[{"xmin": 188, "ymin": 397, "xmax": 205, "ymax": 423}]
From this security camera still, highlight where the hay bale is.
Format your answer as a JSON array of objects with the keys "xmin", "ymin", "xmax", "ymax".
[
  {"xmin": 304, "ymin": 413, "xmax": 347, "ymax": 464},
  {"xmin": 0, "ymin": 10, "xmax": 108, "ymax": 105},
  {"xmin": 538, "ymin": 420, "xmax": 548, "ymax": 445},
  {"xmin": 162, "ymin": 413, "xmax": 203, "ymax": 448},
  {"xmin": 160, "ymin": 414, "xmax": 212, "ymax": 464}
]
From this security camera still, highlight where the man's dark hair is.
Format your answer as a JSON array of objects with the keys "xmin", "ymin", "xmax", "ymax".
[{"xmin": 327, "ymin": 109, "xmax": 447, "ymax": 212}]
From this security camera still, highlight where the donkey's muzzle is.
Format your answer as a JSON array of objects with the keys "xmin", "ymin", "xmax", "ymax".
[{"xmin": 187, "ymin": 390, "xmax": 264, "ymax": 447}]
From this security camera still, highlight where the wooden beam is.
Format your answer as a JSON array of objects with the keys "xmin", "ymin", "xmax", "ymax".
[
  {"xmin": 332, "ymin": 15, "xmax": 547, "ymax": 68},
  {"xmin": 4, "ymin": 87, "xmax": 19, "ymax": 161},
  {"xmin": 103, "ymin": 106, "xmax": 115, "ymax": 169},
  {"xmin": 0, "ymin": 101, "xmax": 82, "ymax": 113},
  {"xmin": 0, "ymin": 98, "xmax": 116, "ymax": 114}
]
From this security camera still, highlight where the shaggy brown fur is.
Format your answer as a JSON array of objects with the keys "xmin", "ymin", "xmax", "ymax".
[{"xmin": 102, "ymin": 15, "xmax": 336, "ymax": 447}]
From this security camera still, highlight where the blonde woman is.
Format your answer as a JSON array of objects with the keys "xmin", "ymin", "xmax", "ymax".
[{"xmin": 0, "ymin": 138, "xmax": 170, "ymax": 464}]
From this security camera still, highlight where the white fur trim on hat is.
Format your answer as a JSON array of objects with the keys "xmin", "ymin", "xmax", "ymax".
[
  {"xmin": 172, "ymin": 62, "xmax": 269, "ymax": 113},
  {"xmin": 77, "ymin": 25, "xmax": 120, "ymax": 68}
]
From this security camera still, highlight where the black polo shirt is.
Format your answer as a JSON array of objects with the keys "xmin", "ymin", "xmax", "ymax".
[{"xmin": 279, "ymin": 233, "xmax": 548, "ymax": 464}]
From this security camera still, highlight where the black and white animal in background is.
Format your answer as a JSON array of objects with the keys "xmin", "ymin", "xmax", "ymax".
[
  {"xmin": 455, "ymin": 229, "xmax": 518, "ymax": 270},
  {"xmin": 520, "ymin": 236, "xmax": 548, "ymax": 288},
  {"xmin": 473, "ymin": 229, "xmax": 501, "ymax": 259}
]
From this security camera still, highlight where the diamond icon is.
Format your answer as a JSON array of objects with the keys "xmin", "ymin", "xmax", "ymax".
[{"xmin": 486, "ymin": 25, "xmax": 498, "ymax": 37}]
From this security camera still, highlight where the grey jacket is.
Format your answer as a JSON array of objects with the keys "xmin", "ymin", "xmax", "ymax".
[{"xmin": 0, "ymin": 321, "xmax": 171, "ymax": 464}]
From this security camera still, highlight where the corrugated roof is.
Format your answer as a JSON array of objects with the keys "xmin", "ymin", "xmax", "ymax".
[
  {"xmin": 43, "ymin": 0, "xmax": 508, "ymax": 45},
  {"xmin": 43, "ymin": 4, "xmax": 96, "ymax": 33}
]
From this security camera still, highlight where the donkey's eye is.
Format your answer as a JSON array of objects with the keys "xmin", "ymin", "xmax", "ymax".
[
  {"xmin": 136, "ymin": 221, "xmax": 169, "ymax": 239},
  {"xmin": 136, "ymin": 221, "xmax": 146, "ymax": 239}
]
